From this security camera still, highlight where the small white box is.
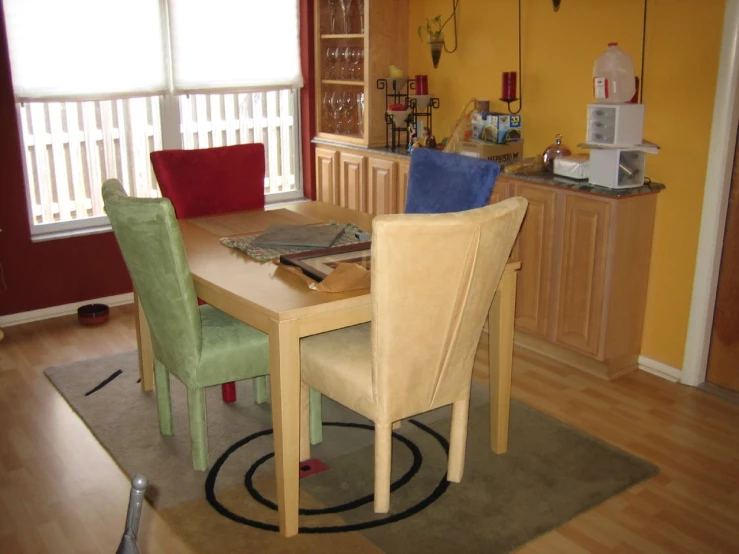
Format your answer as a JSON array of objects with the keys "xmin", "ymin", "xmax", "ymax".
[
  {"xmin": 588, "ymin": 148, "xmax": 646, "ymax": 189},
  {"xmin": 587, "ymin": 103, "xmax": 645, "ymax": 146},
  {"xmin": 554, "ymin": 154, "xmax": 589, "ymax": 180}
]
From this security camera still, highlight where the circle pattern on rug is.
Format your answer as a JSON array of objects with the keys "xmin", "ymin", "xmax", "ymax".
[{"xmin": 205, "ymin": 420, "xmax": 451, "ymax": 533}]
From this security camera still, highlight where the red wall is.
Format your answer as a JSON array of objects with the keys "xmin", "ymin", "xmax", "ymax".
[{"xmin": 0, "ymin": 1, "xmax": 315, "ymax": 317}]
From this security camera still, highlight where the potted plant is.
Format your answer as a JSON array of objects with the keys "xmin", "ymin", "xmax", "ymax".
[{"xmin": 418, "ymin": 15, "xmax": 447, "ymax": 68}]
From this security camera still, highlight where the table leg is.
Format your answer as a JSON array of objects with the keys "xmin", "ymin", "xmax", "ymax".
[
  {"xmin": 134, "ymin": 291, "xmax": 154, "ymax": 392},
  {"xmin": 488, "ymin": 269, "xmax": 517, "ymax": 454},
  {"xmin": 269, "ymin": 318, "xmax": 301, "ymax": 537}
]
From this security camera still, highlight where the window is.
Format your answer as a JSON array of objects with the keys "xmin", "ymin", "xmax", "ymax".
[{"xmin": 3, "ymin": 0, "xmax": 304, "ymax": 239}]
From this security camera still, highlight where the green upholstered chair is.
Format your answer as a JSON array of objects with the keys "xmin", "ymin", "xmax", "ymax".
[{"xmin": 102, "ymin": 179, "xmax": 320, "ymax": 470}]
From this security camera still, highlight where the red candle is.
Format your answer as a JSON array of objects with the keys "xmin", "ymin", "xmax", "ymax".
[
  {"xmin": 502, "ymin": 71, "xmax": 517, "ymax": 100},
  {"xmin": 415, "ymin": 74, "xmax": 428, "ymax": 95}
]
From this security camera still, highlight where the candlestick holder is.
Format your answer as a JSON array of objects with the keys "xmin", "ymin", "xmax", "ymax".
[
  {"xmin": 377, "ymin": 78, "xmax": 441, "ymax": 152},
  {"xmin": 499, "ymin": 97, "xmax": 520, "ymax": 114}
]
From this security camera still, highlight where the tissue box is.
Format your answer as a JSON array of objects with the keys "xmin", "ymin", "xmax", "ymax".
[
  {"xmin": 554, "ymin": 154, "xmax": 590, "ymax": 180},
  {"xmin": 471, "ymin": 112, "xmax": 522, "ymax": 143},
  {"xmin": 456, "ymin": 140, "xmax": 523, "ymax": 165}
]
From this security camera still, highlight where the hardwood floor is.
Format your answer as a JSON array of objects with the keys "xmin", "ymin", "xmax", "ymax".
[{"xmin": 1, "ymin": 304, "xmax": 738, "ymax": 553}]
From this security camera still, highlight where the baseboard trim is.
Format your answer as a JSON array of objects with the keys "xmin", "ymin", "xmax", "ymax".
[
  {"xmin": 638, "ymin": 356, "xmax": 682, "ymax": 383},
  {"xmin": 0, "ymin": 293, "xmax": 134, "ymax": 327}
]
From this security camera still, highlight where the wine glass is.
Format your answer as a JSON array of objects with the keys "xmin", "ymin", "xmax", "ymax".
[
  {"xmin": 357, "ymin": 0, "xmax": 365, "ymax": 33},
  {"xmin": 355, "ymin": 47, "xmax": 364, "ymax": 81},
  {"xmin": 330, "ymin": 91, "xmax": 344, "ymax": 133},
  {"xmin": 322, "ymin": 90, "xmax": 334, "ymax": 131},
  {"xmin": 339, "ymin": 0, "xmax": 354, "ymax": 34},
  {"xmin": 356, "ymin": 92, "xmax": 365, "ymax": 136},
  {"xmin": 343, "ymin": 91, "xmax": 356, "ymax": 134},
  {"xmin": 349, "ymin": 47, "xmax": 361, "ymax": 81},
  {"xmin": 327, "ymin": 0, "xmax": 338, "ymax": 33},
  {"xmin": 326, "ymin": 47, "xmax": 339, "ymax": 79},
  {"xmin": 339, "ymin": 47, "xmax": 351, "ymax": 80}
]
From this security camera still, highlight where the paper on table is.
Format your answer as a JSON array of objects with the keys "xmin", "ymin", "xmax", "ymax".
[{"xmin": 275, "ymin": 260, "xmax": 370, "ymax": 293}]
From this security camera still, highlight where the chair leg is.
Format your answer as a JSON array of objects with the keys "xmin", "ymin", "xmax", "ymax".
[
  {"xmin": 374, "ymin": 421, "xmax": 392, "ymax": 513},
  {"xmin": 309, "ymin": 387, "xmax": 323, "ymax": 445},
  {"xmin": 300, "ymin": 383, "xmax": 311, "ymax": 462},
  {"xmin": 153, "ymin": 361, "xmax": 173, "ymax": 436},
  {"xmin": 254, "ymin": 376, "xmax": 269, "ymax": 404},
  {"xmin": 187, "ymin": 387, "xmax": 209, "ymax": 471},
  {"xmin": 221, "ymin": 382, "xmax": 236, "ymax": 403},
  {"xmin": 448, "ymin": 396, "xmax": 471, "ymax": 483}
]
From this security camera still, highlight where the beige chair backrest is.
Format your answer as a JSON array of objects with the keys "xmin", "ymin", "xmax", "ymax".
[{"xmin": 370, "ymin": 197, "xmax": 527, "ymax": 422}]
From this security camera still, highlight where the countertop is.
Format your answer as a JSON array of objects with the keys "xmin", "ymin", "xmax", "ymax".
[
  {"xmin": 312, "ymin": 138, "xmax": 666, "ymax": 198},
  {"xmin": 499, "ymin": 171, "xmax": 665, "ymax": 198}
]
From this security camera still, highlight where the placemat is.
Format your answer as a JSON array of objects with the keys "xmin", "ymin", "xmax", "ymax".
[{"xmin": 221, "ymin": 222, "xmax": 368, "ymax": 262}]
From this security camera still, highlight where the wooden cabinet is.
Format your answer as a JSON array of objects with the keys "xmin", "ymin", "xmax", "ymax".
[
  {"xmin": 397, "ymin": 160, "xmax": 410, "ymax": 213},
  {"xmin": 315, "ymin": 147, "xmax": 340, "ymax": 205},
  {"xmin": 367, "ymin": 156, "xmax": 397, "ymax": 215},
  {"xmin": 496, "ymin": 175, "xmax": 659, "ymax": 379},
  {"xmin": 313, "ymin": 149, "xmax": 660, "ymax": 380},
  {"xmin": 314, "ymin": 143, "xmax": 408, "ymax": 215},
  {"xmin": 510, "ymin": 182, "xmax": 558, "ymax": 339},
  {"xmin": 314, "ymin": 0, "xmax": 408, "ymax": 147},
  {"xmin": 554, "ymin": 195, "xmax": 610, "ymax": 357},
  {"xmin": 339, "ymin": 152, "xmax": 367, "ymax": 211}
]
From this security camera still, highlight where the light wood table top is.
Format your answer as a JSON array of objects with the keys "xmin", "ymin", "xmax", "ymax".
[{"xmin": 135, "ymin": 201, "xmax": 519, "ymax": 537}]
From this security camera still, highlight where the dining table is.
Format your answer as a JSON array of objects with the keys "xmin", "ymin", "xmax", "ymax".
[{"xmin": 133, "ymin": 200, "xmax": 520, "ymax": 537}]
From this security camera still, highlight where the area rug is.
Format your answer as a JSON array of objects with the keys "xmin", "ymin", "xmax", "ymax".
[{"xmin": 45, "ymin": 352, "xmax": 658, "ymax": 553}]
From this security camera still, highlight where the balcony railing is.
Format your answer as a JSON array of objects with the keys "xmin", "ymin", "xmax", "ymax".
[{"xmin": 17, "ymin": 90, "xmax": 298, "ymax": 227}]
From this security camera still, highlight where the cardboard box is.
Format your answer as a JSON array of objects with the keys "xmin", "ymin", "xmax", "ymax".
[
  {"xmin": 456, "ymin": 140, "xmax": 523, "ymax": 165},
  {"xmin": 471, "ymin": 112, "xmax": 522, "ymax": 143}
]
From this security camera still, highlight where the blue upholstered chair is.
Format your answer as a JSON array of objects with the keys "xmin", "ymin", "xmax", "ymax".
[{"xmin": 404, "ymin": 148, "xmax": 501, "ymax": 214}]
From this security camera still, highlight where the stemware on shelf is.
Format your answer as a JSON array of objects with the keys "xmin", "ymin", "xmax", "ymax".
[
  {"xmin": 325, "ymin": 47, "xmax": 339, "ymax": 79},
  {"xmin": 322, "ymin": 91, "xmax": 334, "ymax": 132},
  {"xmin": 339, "ymin": 47, "xmax": 351, "ymax": 80},
  {"xmin": 356, "ymin": 92, "xmax": 365, "ymax": 136},
  {"xmin": 350, "ymin": 47, "xmax": 364, "ymax": 81},
  {"xmin": 343, "ymin": 91, "xmax": 356, "ymax": 134},
  {"xmin": 327, "ymin": 0, "xmax": 338, "ymax": 33},
  {"xmin": 330, "ymin": 91, "xmax": 344, "ymax": 134},
  {"xmin": 339, "ymin": 0, "xmax": 354, "ymax": 34},
  {"xmin": 357, "ymin": 0, "xmax": 365, "ymax": 33}
]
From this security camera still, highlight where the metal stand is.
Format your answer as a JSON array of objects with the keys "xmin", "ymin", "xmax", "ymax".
[
  {"xmin": 376, "ymin": 78, "xmax": 440, "ymax": 152},
  {"xmin": 408, "ymin": 95, "xmax": 441, "ymax": 141},
  {"xmin": 116, "ymin": 474, "xmax": 148, "ymax": 554}
]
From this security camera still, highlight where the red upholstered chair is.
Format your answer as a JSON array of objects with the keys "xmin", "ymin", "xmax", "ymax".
[
  {"xmin": 150, "ymin": 143, "xmax": 266, "ymax": 218},
  {"xmin": 150, "ymin": 143, "xmax": 267, "ymax": 404}
]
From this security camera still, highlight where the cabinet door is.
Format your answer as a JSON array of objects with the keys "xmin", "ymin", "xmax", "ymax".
[
  {"xmin": 511, "ymin": 183, "xmax": 558, "ymax": 338},
  {"xmin": 489, "ymin": 179, "xmax": 509, "ymax": 205},
  {"xmin": 340, "ymin": 152, "xmax": 367, "ymax": 211},
  {"xmin": 554, "ymin": 195, "xmax": 610, "ymax": 357},
  {"xmin": 397, "ymin": 160, "xmax": 410, "ymax": 213},
  {"xmin": 367, "ymin": 157, "xmax": 397, "ymax": 215},
  {"xmin": 315, "ymin": 147, "xmax": 340, "ymax": 205}
]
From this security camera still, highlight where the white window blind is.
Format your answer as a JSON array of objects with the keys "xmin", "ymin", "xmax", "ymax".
[
  {"xmin": 3, "ymin": 0, "xmax": 167, "ymax": 101},
  {"xmin": 168, "ymin": 0, "xmax": 303, "ymax": 93},
  {"xmin": 3, "ymin": 0, "xmax": 303, "ymax": 101}
]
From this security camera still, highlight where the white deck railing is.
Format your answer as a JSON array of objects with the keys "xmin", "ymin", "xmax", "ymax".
[{"xmin": 17, "ymin": 90, "xmax": 297, "ymax": 226}]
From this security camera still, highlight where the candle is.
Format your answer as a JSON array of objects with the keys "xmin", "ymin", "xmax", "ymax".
[
  {"xmin": 414, "ymin": 75, "xmax": 428, "ymax": 95},
  {"xmin": 502, "ymin": 71, "xmax": 517, "ymax": 100}
]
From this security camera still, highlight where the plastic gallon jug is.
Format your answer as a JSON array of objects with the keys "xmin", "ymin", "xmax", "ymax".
[{"xmin": 593, "ymin": 43, "xmax": 636, "ymax": 103}]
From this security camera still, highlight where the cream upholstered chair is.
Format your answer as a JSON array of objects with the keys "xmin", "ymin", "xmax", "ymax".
[{"xmin": 299, "ymin": 197, "xmax": 528, "ymax": 512}]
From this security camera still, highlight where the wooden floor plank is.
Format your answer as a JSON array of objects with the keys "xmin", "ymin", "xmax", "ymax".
[{"xmin": 1, "ymin": 305, "xmax": 738, "ymax": 552}]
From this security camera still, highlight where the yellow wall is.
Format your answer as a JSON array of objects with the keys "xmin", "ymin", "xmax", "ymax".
[{"xmin": 408, "ymin": 0, "xmax": 725, "ymax": 370}]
